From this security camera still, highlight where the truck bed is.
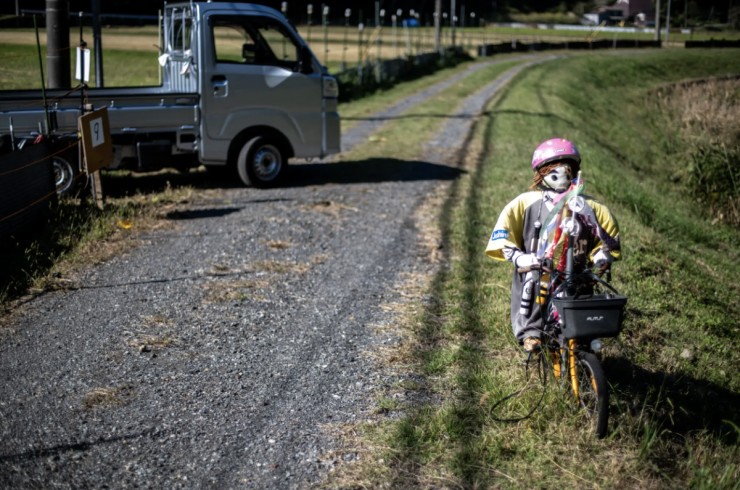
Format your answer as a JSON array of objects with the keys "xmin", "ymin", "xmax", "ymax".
[{"xmin": 0, "ymin": 86, "xmax": 199, "ymax": 138}]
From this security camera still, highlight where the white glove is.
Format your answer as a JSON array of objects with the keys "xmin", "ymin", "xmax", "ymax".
[
  {"xmin": 593, "ymin": 249, "xmax": 613, "ymax": 270},
  {"xmin": 513, "ymin": 252, "xmax": 540, "ymax": 270}
]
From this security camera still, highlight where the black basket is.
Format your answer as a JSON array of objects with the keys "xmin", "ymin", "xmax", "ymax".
[{"xmin": 552, "ymin": 294, "xmax": 628, "ymax": 339}]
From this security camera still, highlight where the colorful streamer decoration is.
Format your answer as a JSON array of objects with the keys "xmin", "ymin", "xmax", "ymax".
[{"xmin": 537, "ymin": 177, "xmax": 585, "ymax": 270}]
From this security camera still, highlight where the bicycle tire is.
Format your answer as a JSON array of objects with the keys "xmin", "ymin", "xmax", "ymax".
[{"xmin": 574, "ymin": 351, "xmax": 609, "ymax": 438}]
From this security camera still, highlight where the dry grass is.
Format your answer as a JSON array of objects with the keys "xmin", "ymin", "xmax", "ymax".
[
  {"xmin": 322, "ymin": 99, "xmax": 487, "ymax": 488},
  {"xmin": 670, "ymin": 78, "xmax": 740, "ymax": 138},
  {"xmin": 201, "ymin": 278, "xmax": 269, "ymax": 303},
  {"xmin": 82, "ymin": 385, "xmax": 133, "ymax": 410},
  {"xmin": 209, "ymin": 257, "xmax": 315, "ymax": 276},
  {"xmin": 127, "ymin": 333, "xmax": 177, "ymax": 352},
  {"xmin": 250, "ymin": 259, "xmax": 311, "ymax": 275},
  {"xmin": 321, "ymin": 82, "xmax": 500, "ymax": 487},
  {"xmin": 263, "ymin": 239, "xmax": 293, "ymax": 250},
  {"xmin": 209, "ymin": 263, "xmax": 232, "ymax": 275},
  {"xmin": 320, "ymin": 264, "xmax": 445, "ymax": 487},
  {"xmin": 126, "ymin": 315, "xmax": 178, "ymax": 352},
  {"xmin": 302, "ymin": 200, "xmax": 359, "ymax": 219},
  {"xmin": 201, "ymin": 253, "xmax": 325, "ymax": 304},
  {"xmin": 139, "ymin": 314, "xmax": 172, "ymax": 327},
  {"xmin": 654, "ymin": 76, "xmax": 740, "ymax": 225}
]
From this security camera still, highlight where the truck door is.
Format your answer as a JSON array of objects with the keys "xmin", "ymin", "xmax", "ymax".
[{"xmin": 200, "ymin": 12, "xmax": 326, "ymax": 164}]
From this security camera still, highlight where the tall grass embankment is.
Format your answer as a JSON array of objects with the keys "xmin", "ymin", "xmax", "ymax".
[
  {"xmin": 650, "ymin": 77, "xmax": 740, "ymax": 226},
  {"xmin": 331, "ymin": 49, "xmax": 740, "ymax": 489}
]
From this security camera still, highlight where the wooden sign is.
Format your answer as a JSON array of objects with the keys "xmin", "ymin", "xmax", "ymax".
[{"xmin": 78, "ymin": 107, "xmax": 113, "ymax": 174}]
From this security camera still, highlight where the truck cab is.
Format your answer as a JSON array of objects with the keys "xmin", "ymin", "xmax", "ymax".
[{"xmin": 160, "ymin": 2, "xmax": 340, "ymax": 186}]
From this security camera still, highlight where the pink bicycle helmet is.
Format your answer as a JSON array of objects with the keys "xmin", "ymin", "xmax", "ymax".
[{"xmin": 531, "ymin": 138, "xmax": 581, "ymax": 171}]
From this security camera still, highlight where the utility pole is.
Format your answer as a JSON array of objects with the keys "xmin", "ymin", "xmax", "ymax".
[
  {"xmin": 654, "ymin": 0, "xmax": 661, "ymax": 43},
  {"xmin": 434, "ymin": 0, "xmax": 442, "ymax": 52},
  {"xmin": 451, "ymin": 0, "xmax": 456, "ymax": 46},
  {"xmin": 665, "ymin": 0, "xmax": 672, "ymax": 45},
  {"xmin": 92, "ymin": 0, "xmax": 104, "ymax": 87},
  {"xmin": 730, "ymin": 0, "xmax": 736, "ymax": 27},
  {"xmin": 47, "ymin": 0, "xmax": 71, "ymax": 88}
]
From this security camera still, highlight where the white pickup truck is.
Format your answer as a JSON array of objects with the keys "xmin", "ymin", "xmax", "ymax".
[{"xmin": 0, "ymin": 1, "xmax": 341, "ymax": 191}]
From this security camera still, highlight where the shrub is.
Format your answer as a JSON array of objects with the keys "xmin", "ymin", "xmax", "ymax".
[
  {"xmin": 652, "ymin": 77, "xmax": 740, "ymax": 226},
  {"xmin": 333, "ymin": 47, "xmax": 472, "ymax": 102},
  {"xmin": 508, "ymin": 11, "xmax": 581, "ymax": 25}
]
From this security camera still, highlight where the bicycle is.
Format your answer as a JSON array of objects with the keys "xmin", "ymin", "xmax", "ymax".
[
  {"xmin": 521, "ymin": 258, "xmax": 627, "ymax": 438},
  {"xmin": 489, "ymin": 173, "xmax": 627, "ymax": 437}
]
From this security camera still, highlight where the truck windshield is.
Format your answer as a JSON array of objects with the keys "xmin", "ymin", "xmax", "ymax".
[{"xmin": 211, "ymin": 15, "xmax": 302, "ymax": 71}]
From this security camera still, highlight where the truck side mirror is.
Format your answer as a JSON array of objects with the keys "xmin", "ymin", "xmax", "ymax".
[{"xmin": 298, "ymin": 45, "xmax": 314, "ymax": 74}]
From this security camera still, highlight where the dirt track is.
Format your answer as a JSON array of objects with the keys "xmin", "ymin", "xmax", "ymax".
[{"xmin": 0, "ymin": 55, "xmax": 546, "ymax": 488}]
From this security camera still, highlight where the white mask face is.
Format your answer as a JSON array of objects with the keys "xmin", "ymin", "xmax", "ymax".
[{"xmin": 543, "ymin": 165, "xmax": 572, "ymax": 192}]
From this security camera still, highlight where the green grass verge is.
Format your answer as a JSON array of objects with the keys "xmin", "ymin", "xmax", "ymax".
[
  {"xmin": 341, "ymin": 57, "xmax": 527, "ymax": 160},
  {"xmin": 332, "ymin": 49, "xmax": 740, "ymax": 488}
]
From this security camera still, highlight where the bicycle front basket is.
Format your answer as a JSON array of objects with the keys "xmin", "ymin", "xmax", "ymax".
[{"xmin": 553, "ymin": 294, "xmax": 628, "ymax": 339}]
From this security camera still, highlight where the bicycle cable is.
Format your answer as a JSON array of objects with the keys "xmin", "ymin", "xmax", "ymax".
[{"xmin": 488, "ymin": 345, "xmax": 555, "ymax": 423}]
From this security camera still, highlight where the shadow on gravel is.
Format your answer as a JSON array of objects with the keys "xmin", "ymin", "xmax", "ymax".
[
  {"xmin": 283, "ymin": 158, "xmax": 465, "ymax": 187},
  {"xmin": 73, "ymin": 268, "xmax": 252, "ymax": 291},
  {"xmin": 166, "ymin": 207, "xmax": 243, "ymax": 220},
  {"xmin": 99, "ymin": 168, "xmax": 240, "ymax": 198},
  {"xmin": 98, "ymin": 158, "xmax": 465, "ymax": 197},
  {"xmin": 0, "ymin": 428, "xmax": 165, "ymax": 463}
]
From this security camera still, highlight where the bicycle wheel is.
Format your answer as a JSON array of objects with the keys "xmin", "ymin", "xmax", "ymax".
[{"xmin": 573, "ymin": 351, "xmax": 609, "ymax": 438}]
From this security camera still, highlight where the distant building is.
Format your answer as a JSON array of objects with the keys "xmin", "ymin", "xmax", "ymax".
[{"xmin": 583, "ymin": 0, "xmax": 654, "ymax": 26}]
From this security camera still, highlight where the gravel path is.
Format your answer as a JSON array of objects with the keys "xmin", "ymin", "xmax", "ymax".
[{"xmin": 0, "ymin": 56, "xmax": 546, "ymax": 489}]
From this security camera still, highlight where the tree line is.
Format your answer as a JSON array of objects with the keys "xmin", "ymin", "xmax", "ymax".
[{"xmin": 2, "ymin": 1, "xmax": 736, "ymax": 27}]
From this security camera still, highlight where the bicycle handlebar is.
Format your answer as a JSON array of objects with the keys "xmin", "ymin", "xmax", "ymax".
[{"xmin": 516, "ymin": 264, "xmax": 543, "ymax": 274}]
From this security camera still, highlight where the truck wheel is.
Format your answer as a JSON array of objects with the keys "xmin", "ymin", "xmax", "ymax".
[
  {"xmin": 235, "ymin": 136, "xmax": 285, "ymax": 188},
  {"xmin": 53, "ymin": 154, "xmax": 78, "ymax": 196}
]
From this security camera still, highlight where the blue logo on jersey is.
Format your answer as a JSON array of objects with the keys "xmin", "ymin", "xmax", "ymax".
[{"xmin": 491, "ymin": 229, "xmax": 509, "ymax": 241}]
